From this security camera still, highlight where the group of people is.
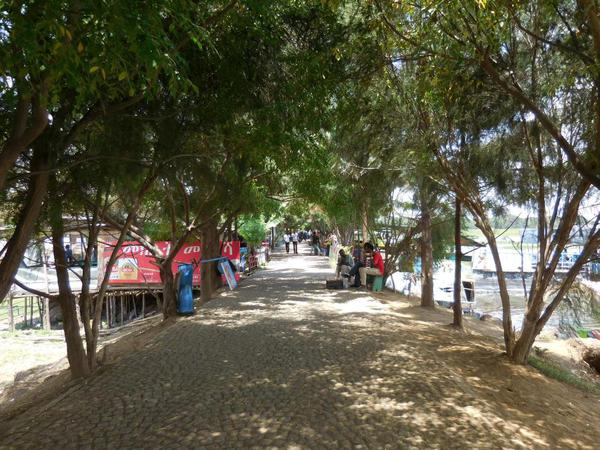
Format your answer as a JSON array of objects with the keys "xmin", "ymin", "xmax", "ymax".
[
  {"xmin": 336, "ymin": 241, "xmax": 384, "ymax": 289},
  {"xmin": 283, "ymin": 231, "xmax": 300, "ymax": 254},
  {"xmin": 283, "ymin": 229, "xmax": 337, "ymax": 256}
]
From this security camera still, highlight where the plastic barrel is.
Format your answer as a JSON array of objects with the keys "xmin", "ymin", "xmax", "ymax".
[{"xmin": 177, "ymin": 263, "xmax": 194, "ymax": 314}]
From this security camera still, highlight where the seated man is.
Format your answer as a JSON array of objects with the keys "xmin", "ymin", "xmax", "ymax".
[
  {"xmin": 359, "ymin": 242, "xmax": 384, "ymax": 289},
  {"xmin": 347, "ymin": 243, "xmax": 365, "ymax": 287},
  {"xmin": 336, "ymin": 249, "xmax": 352, "ymax": 278}
]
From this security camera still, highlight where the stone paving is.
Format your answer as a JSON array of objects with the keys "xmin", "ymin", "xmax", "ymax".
[{"xmin": 0, "ymin": 245, "xmax": 596, "ymax": 449}]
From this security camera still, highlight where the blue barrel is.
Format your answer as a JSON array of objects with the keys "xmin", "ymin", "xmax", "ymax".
[{"xmin": 177, "ymin": 263, "xmax": 194, "ymax": 314}]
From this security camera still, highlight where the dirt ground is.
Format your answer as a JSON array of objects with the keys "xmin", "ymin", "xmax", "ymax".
[
  {"xmin": 0, "ymin": 331, "xmax": 68, "ymax": 389},
  {"xmin": 375, "ymin": 289, "xmax": 600, "ymax": 448},
  {"xmin": 0, "ymin": 315, "xmax": 169, "ymax": 420}
]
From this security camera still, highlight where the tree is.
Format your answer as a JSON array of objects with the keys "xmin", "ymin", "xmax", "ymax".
[
  {"xmin": 377, "ymin": 0, "xmax": 600, "ymax": 362},
  {"xmin": 0, "ymin": 0, "xmax": 236, "ymax": 304},
  {"xmin": 239, "ymin": 218, "xmax": 268, "ymax": 249}
]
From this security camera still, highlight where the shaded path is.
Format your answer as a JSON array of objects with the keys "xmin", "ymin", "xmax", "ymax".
[{"xmin": 0, "ymin": 244, "xmax": 598, "ymax": 449}]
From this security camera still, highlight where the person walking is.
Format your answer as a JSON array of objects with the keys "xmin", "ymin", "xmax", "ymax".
[
  {"xmin": 311, "ymin": 230, "xmax": 321, "ymax": 255},
  {"xmin": 292, "ymin": 231, "xmax": 298, "ymax": 254},
  {"xmin": 283, "ymin": 231, "xmax": 290, "ymax": 253},
  {"xmin": 65, "ymin": 244, "xmax": 75, "ymax": 266}
]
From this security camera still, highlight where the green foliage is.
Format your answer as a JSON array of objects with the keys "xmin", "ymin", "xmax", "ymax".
[
  {"xmin": 0, "ymin": 0, "xmax": 212, "ymax": 101},
  {"xmin": 238, "ymin": 217, "xmax": 268, "ymax": 248}
]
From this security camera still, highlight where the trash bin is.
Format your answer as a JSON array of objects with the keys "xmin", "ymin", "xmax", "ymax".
[{"xmin": 177, "ymin": 263, "xmax": 194, "ymax": 315}]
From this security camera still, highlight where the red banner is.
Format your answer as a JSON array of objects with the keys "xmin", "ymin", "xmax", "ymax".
[{"xmin": 101, "ymin": 241, "xmax": 240, "ymax": 286}]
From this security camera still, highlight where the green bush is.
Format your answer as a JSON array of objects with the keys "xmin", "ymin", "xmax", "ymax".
[{"xmin": 239, "ymin": 218, "xmax": 267, "ymax": 248}]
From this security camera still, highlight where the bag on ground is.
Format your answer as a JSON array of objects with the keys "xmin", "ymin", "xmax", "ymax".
[{"xmin": 326, "ymin": 279, "xmax": 343, "ymax": 289}]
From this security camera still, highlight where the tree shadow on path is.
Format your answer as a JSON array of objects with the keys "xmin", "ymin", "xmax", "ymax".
[{"xmin": 1, "ymin": 248, "xmax": 598, "ymax": 449}]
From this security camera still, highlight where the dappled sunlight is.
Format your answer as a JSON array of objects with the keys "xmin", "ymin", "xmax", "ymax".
[
  {"xmin": 3, "ymin": 248, "xmax": 599, "ymax": 449},
  {"xmin": 325, "ymin": 296, "xmax": 393, "ymax": 315}
]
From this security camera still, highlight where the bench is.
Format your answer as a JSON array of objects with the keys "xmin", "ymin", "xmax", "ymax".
[{"xmin": 367, "ymin": 274, "xmax": 384, "ymax": 292}]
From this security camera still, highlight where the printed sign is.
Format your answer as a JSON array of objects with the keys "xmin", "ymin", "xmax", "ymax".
[
  {"xmin": 115, "ymin": 258, "xmax": 138, "ymax": 281},
  {"xmin": 100, "ymin": 241, "xmax": 241, "ymax": 286},
  {"xmin": 219, "ymin": 260, "xmax": 238, "ymax": 290}
]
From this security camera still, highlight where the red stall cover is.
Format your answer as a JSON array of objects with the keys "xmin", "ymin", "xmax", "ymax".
[{"xmin": 100, "ymin": 241, "xmax": 240, "ymax": 286}]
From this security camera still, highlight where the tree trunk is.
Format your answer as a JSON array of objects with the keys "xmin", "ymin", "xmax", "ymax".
[
  {"xmin": 419, "ymin": 188, "xmax": 435, "ymax": 308},
  {"xmin": 0, "ymin": 148, "xmax": 50, "ymax": 303},
  {"xmin": 200, "ymin": 219, "xmax": 219, "ymax": 304},
  {"xmin": 160, "ymin": 264, "xmax": 178, "ymax": 318},
  {"xmin": 200, "ymin": 247, "xmax": 213, "ymax": 305},
  {"xmin": 50, "ymin": 204, "xmax": 89, "ymax": 378},
  {"xmin": 452, "ymin": 196, "xmax": 463, "ymax": 328},
  {"xmin": 80, "ymin": 207, "xmax": 100, "ymax": 371},
  {"xmin": 88, "ymin": 170, "xmax": 159, "ymax": 371},
  {"xmin": 57, "ymin": 292, "xmax": 89, "ymax": 378},
  {"xmin": 511, "ymin": 320, "xmax": 539, "ymax": 364},
  {"xmin": 209, "ymin": 225, "xmax": 222, "ymax": 293},
  {"xmin": 361, "ymin": 201, "xmax": 369, "ymax": 243},
  {"xmin": 511, "ymin": 228, "xmax": 600, "ymax": 364},
  {"xmin": 0, "ymin": 93, "xmax": 48, "ymax": 191},
  {"xmin": 43, "ymin": 297, "xmax": 51, "ymax": 330},
  {"xmin": 479, "ymin": 221, "xmax": 515, "ymax": 356}
]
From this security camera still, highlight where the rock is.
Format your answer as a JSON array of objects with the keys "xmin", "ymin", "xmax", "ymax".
[{"xmin": 583, "ymin": 349, "xmax": 600, "ymax": 374}]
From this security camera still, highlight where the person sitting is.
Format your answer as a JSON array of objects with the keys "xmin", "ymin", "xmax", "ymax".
[
  {"xmin": 336, "ymin": 249, "xmax": 352, "ymax": 278},
  {"xmin": 358, "ymin": 242, "xmax": 384, "ymax": 289},
  {"xmin": 347, "ymin": 244, "xmax": 365, "ymax": 287}
]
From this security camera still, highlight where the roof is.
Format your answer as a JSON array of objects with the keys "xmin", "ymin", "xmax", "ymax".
[{"xmin": 460, "ymin": 236, "xmax": 485, "ymax": 247}]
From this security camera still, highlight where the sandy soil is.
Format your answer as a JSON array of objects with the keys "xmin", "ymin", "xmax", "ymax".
[
  {"xmin": 375, "ymin": 289, "xmax": 600, "ymax": 447},
  {"xmin": 0, "ymin": 314, "xmax": 169, "ymax": 420},
  {"xmin": 0, "ymin": 331, "xmax": 68, "ymax": 389}
]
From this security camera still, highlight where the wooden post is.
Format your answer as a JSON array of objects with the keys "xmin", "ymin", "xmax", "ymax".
[
  {"xmin": 99, "ymin": 297, "xmax": 104, "ymax": 330},
  {"xmin": 133, "ymin": 294, "xmax": 138, "ymax": 319},
  {"xmin": 8, "ymin": 292, "xmax": 14, "ymax": 333},
  {"xmin": 30, "ymin": 296, "xmax": 35, "ymax": 327},
  {"xmin": 37, "ymin": 297, "xmax": 42, "ymax": 326},
  {"xmin": 43, "ymin": 297, "xmax": 51, "ymax": 330},
  {"xmin": 109, "ymin": 295, "xmax": 112, "ymax": 328},
  {"xmin": 108, "ymin": 295, "xmax": 112, "ymax": 328},
  {"xmin": 142, "ymin": 294, "xmax": 145, "ymax": 318},
  {"xmin": 120, "ymin": 296, "xmax": 124, "ymax": 326},
  {"xmin": 112, "ymin": 296, "xmax": 116, "ymax": 327},
  {"xmin": 24, "ymin": 296, "xmax": 28, "ymax": 329}
]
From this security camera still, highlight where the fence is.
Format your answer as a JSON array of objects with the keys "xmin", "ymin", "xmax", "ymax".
[{"xmin": 0, "ymin": 293, "xmax": 51, "ymax": 332}]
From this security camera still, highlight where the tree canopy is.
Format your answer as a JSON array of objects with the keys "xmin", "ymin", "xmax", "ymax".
[{"xmin": 1, "ymin": 0, "xmax": 599, "ymax": 375}]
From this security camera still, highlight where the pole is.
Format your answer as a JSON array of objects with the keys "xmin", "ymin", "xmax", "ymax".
[
  {"xmin": 453, "ymin": 195, "xmax": 463, "ymax": 328},
  {"xmin": 8, "ymin": 291, "xmax": 14, "ymax": 333},
  {"xmin": 43, "ymin": 297, "xmax": 51, "ymax": 330},
  {"xmin": 24, "ymin": 296, "xmax": 28, "ymax": 329}
]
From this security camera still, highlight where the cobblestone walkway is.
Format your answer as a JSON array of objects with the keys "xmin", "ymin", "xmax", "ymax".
[{"xmin": 0, "ymin": 245, "xmax": 596, "ymax": 449}]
